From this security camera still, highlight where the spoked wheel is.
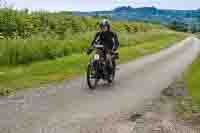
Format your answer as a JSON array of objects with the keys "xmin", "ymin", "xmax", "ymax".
[{"xmin": 87, "ymin": 64, "xmax": 99, "ymax": 90}]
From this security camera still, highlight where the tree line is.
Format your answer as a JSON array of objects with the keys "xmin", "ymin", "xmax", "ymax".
[
  {"xmin": 167, "ymin": 19, "xmax": 200, "ymax": 33},
  {"xmin": 0, "ymin": 8, "xmax": 159, "ymax": 39}
]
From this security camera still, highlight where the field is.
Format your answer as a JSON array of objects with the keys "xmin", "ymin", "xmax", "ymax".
[
  {"xmin": 184, "ymin": 34, "xmax": 200, "ymax": 112},
  {"xmin": 0, "ymin": 8, "xmax": 186, "ymax": 95},
  {"xmin": 197, "ymin": 33, "xmax": 200, "ymax": 38},
  {"xmin": 0, "ymin": 30, "xmax": 185, "ymax": 95}
]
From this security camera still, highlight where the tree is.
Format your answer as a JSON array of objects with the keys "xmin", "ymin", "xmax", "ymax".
[
  {"xmin": 168, "ymin": 20, "xmax": 188, "ymax": 32},
  {"xmin": 0, "ymin": 8, "xmax": 17, "ymax": 38}
]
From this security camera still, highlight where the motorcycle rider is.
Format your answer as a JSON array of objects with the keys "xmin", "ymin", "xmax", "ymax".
[{"xmin": 87, "ymin": 19, "xmax": 119, "ymax": 82}]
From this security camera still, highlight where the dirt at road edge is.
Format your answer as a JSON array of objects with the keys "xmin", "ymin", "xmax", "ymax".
[{"xmin": 81, "ymin": 79, "xmax": 200, "ymax": 133}]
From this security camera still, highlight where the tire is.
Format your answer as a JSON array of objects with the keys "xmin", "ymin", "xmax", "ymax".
[{"xmin": 87, "ymin": 64, "xmax": 98, "ymax": 90}]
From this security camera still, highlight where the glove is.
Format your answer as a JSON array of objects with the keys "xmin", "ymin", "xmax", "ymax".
[{"xmin": 86, "ymin": 48, "xmax": 93, "ymax": 55}]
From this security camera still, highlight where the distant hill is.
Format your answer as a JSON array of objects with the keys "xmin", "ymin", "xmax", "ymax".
[
  {"xmin": 73, "ymin": 6, "xmax": 200, "ymax": 32},
  {"xmin": 73, "ymin": 6, "xmax": 200, "ymax": 22}
]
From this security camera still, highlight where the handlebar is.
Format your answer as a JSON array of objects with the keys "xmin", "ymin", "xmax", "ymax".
[{"xmin": 93, "ymin": 44, "xmax": 104, "ymax": 49}]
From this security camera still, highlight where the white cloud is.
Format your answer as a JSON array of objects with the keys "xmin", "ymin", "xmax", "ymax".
[{"xmin": 5, "ymin": 0, "xmax": 200, "ymax": 11}]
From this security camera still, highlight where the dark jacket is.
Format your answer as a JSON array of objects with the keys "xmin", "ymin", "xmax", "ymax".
[{"xmin": 90, "ymin": 31, "xmax": 119, "ymax": 51}]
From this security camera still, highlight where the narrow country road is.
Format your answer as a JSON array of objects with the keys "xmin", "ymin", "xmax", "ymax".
[{"xmin": 0, "ymin": 36, "xmax": 200, "ymax": 133}]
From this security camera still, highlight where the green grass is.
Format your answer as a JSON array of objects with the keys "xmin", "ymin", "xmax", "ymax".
[
  {"xmin": 0, "ymin": 32, "xmax": 93, "ymax": 66},
  {"xmin": 0, "ymin": 30, "xmax": 177, "ymax": 66},
  {"xmin": 0, "ymin": 30, "xmax": 185, "ymax": 95},
  {"xmin": 184, "ymin": 35, "xmax": 200, "ymax": 112},
  {"xmin": 197, "ymin": 33, "xmax": 200, "ymax": 38}
]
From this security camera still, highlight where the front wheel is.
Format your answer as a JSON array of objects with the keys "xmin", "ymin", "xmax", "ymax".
[{"xmin": 87, "ymin": 64, "xmax": 98, "ymax": 90}]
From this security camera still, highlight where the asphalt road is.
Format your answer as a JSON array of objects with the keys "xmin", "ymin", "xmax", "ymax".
[{"xmin": 0, "ymin": 36, "xmax": 200, "ymax": 133}]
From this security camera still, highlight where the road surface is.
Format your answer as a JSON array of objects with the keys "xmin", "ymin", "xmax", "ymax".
[{"xmin": 0, "ymin": 36, "xmax": 200, "ymax": 133}]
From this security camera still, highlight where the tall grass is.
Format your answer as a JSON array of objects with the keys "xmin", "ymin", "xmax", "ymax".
[
  {"xmin": 0, "ymin": 30, "xmax": 178, "ymax": 66},
  {"xmin": 0, "ymin": 32, "xmax": 94, "ymax": 65}
]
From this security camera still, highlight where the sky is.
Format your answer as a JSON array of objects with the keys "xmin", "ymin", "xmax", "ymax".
[{"xmin": 4, "ymin": 0, "xmax": 200, "ymax": 11}]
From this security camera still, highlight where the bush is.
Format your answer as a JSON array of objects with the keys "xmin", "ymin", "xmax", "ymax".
[{"xmin": 0, "ymin": 8, "xmax": 163, "ymax": 66}]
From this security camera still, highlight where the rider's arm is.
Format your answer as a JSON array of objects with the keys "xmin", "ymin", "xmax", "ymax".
[
  {"xmin": 90, "ymin": 32, "xmax": 101, "ymax": 48},
  {"xmin": 87, "ymin": 32, "xmax": 101, "ymax": 55},
  {"xmin": 112, "ymin": 33, "xmax": 119, "ymax": 51}
]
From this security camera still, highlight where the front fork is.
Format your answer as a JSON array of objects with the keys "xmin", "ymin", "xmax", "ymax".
[
  {"xmin": 91, "ymin": 57, "xmax": 113, "ymax": 80},
  {"xmin": 90, "ymin": 60, "xmax": 101, "ymax": 79}
]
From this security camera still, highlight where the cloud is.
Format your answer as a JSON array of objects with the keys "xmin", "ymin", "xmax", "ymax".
[
  {"xmin": 113, "ymin": 0, "xmax": 134, "ymax": 3},
  {"xmin": 6, "ymin": 0, "xmax": 200, "ymax": 11}
]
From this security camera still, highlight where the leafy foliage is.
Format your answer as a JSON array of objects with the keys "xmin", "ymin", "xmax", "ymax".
[
  {"xmin": 0, "ymin": 8, "xmax": 161, "ymax": 38},
  {"xmin": 0, "ymin": 8, "xmax": 162, "ymax": 66}
]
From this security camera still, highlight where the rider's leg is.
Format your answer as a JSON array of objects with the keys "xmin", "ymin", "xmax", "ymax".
[
  {"xmin": 106, "ymin": 52, "xmax": 113, "ymax": 83},
  {"xmin": 106, "ymin": 53, "xmax": 113, "ymax": 69}
]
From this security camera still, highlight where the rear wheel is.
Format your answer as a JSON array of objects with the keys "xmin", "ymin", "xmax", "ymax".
[{"xmin": 87, "ymin": 64, "xmax": 98, "ymax": 90}]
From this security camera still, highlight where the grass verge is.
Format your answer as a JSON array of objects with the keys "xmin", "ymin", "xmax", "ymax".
[
  {"xmin": 175, "ymin": 34, "xmax": 200, "ymax": 120},
  {"xmin": 0, "ymin": 31, "xmax": 185, "ymax": 95},
  {"xmin": 184, "ymin": 41, "xmax": 200, "ymax": 113},
  {"xmin": 197, "ymin": 33, "xmax": 200, "ymax": 39}
]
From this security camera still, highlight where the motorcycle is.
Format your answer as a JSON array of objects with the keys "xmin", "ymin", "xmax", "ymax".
[{"xmin": 86, "ymin": 44, "xmax": 119, "ymax": 90}]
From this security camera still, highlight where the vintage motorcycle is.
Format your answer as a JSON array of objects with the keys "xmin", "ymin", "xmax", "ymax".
[{"xmin": 86, "ymin": 44, "xmax": 119, "ymax": 90}]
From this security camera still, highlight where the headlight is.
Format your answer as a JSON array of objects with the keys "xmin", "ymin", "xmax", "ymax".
[{"xmin": 94, "ymin": 54, "xmax": 100, "ymax": 60}]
